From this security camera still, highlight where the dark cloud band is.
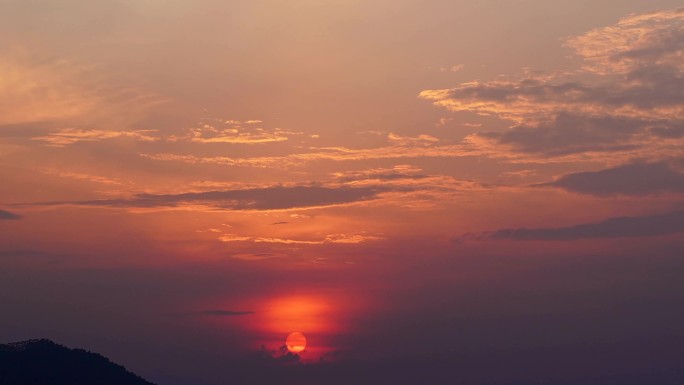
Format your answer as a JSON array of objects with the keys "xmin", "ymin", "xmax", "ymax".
[
  {"xmin": 37, "ymin": 185, "xmax": 389, "ymax": 211},
  {"xmin": 540, "ymin": 162, "xmax": 684, "ymax": 196},
  {"xmin": 458, "ymin": 210, "xmax": 684, "ymax": 242}
]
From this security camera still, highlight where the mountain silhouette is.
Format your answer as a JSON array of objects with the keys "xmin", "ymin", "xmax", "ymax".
[{"xmin": 0, "ymin": 339, "xmax": 155, "ymax": 385}]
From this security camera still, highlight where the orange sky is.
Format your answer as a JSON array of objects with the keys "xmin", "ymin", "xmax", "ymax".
[{"xmin": 1, "ymin": 1, "xmax": 684, "ymax": 384}]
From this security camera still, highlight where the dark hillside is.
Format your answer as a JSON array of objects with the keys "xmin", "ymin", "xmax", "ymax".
[{"xmin": 0, "ymin": 339, "xmax": 155, "ymax": 385}]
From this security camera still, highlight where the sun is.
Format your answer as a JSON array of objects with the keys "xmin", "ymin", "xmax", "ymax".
[{"xmin": 285, "ymin": 332, "xmax": 307, "ymax": 353}]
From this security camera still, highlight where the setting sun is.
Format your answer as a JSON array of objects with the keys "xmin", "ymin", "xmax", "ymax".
[{"xmin": 285, "ymin": 332, "xmax": 307, "ymax": 353}]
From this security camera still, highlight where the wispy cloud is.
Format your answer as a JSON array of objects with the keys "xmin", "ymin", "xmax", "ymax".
[
  {"xmin": 440, "ymin": 64, "xmax": 464, "ymax": 72},
  {"xmin": 219, "ymin": 233, "xmax": 383, "ymax": 245},
  {"xmin": 332, "ymin": 165, "xmax": 427, "ymax": 183},
  {"xmin": 457, "ymin": 210, "xmax": 684, "ymax": 242},
  {"xmin": 170, "ymin": 119, "xmax": 300, "ymax": 144},
  {"xmin": 32, "ymin": 128, "xmax": 159, "ymax": 147},
  {"xmin": 140, "ymin": 133, "xmax": 482, "ymax": 169},
  {"xmin": 42, "ymin": 169, "xmax": 124, "ymax": 186},
  {"xmin": 0, "ymin": 49, "xmax": 165, "ymax": 129}
]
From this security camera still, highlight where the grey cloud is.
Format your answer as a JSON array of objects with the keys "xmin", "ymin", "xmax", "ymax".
[
  {"xmin": 426, "ymin": 71, "xmax": 684, "ymax": 116},
  {"xmin": 577, "ymin": 11, "xmax": 684, "ymax": 76},
  {"xmin": 458, "ymin": 211, "xmax": 684, "ymax": 242},
  {"xmin": 480, "ymin": 113, "xmax": 647, "ymax": 155},
  {"xmin": 428, "ymin": 78, "xmax": 684, "ymax": 156},
  {"xmin": 41, "ymin": 185, "xmax": 389, "ymax": 210},
  {"xmin": 421, "ymin": 10, "xmax": 684, "ymax": 156},
  {"xmin": 440, "ymin": 79, "xmax": 590, "ymax": 105},
  {"xmin": 541, "ymin": 162, "xmax": 684, "ymax": 196},
  {"xmin": 649, "ymin": 124, "xmax": 684, "ymax": 139},
  {"xmin": 0, "ymin": 209, "xmax": 21, "ymax": 220}
]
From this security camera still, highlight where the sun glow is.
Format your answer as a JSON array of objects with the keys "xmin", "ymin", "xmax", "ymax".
[
  {"xmin": 235, "ymin": 291, "xmax": 363, "ymax": 359},
  {"xmin": 264, "ymin": 295, "xmax": 333, "ymax": 334}
]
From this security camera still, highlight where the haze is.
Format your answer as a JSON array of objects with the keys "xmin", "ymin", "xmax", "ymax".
[{"xmin": 1, "ymin": 1, "xmax": 683, "ymax": 384}]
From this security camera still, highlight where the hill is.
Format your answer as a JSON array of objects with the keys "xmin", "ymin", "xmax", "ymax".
[{"xmin": 0, "ymin": 339, "xmax": 155, "ymax": 385}]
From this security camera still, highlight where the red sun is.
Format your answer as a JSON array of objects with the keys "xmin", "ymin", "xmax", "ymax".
[{"xmin": 285, "ymin": 332, "xmax": 307, "ymax": 353}]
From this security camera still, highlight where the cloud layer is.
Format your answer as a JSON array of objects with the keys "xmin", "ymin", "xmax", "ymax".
[
  {"xmin": 46, "ymin": 185, "xmax": 389, "ymax": 211},
  {"xmin": 542, "ymin": 161, "xmax": 684, "ymax": 196},
  {"xmin": 420, "ymin": 9, "xmax": 684, "ymax": 158},
  {"xmin": 459, "ymin": 210, "xmax": 684, "ymax": 242}
]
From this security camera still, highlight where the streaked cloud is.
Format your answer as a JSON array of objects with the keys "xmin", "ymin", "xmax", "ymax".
[
  {"xmin": 42, "ymin": 169, "xmax": 124, "ymax": 186},
  {"xmin": 541, "ymin": 161, "xmax": 684, "ymax": 196},
  {"xmin": 0, "ymin": 50, "xmax": 165, "ymax": 129},
  {"xmin": 38, "ymin": 185, "xmax": 390, "ymax": 211},
  {"xmin": 170, "ymin": 119, "xmax": 300, "ymax": 144},
  {"xmin": 219, "ymin": 233, "xmax": 383, "ymax": 245},
  {"xmin": 32, "ymin": 128, "xmax": 159, "ymax": 147},
  {"xmin": 140, "ymin": 133, "xmax": 481, "ymax": 169},
  {"xmin": 0, "ymin": 51, "xmax": 101, "ymax": 126},
  {"xmin": 332, "ymin": 165, "xmax": 427, "ymax": 183},
  {"xmin": 458, "ymin": 210, "xmax": 684, "ymax": 242},
  {"xmin": 387, "ymin": 133, "xmax": 439, "ymax": 145}
]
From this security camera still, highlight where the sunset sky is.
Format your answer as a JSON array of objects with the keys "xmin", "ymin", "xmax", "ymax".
[{"xmin": 1, "ymin": 1, "xmax": 684, "ymax": 384}]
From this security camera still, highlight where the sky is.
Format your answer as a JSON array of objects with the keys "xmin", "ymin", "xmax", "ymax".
[{"xmin": 1, "ymin": 1, "xmax": 684, "ymax": 384}]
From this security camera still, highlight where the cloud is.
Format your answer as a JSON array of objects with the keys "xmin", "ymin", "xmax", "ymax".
[
  {"xmin": 0, "ymin": 209, "xmax": 21, "ymax": 220},
  {"xmin": 332, "ymin": 165, "xmax": 428, "ymax": 183},
  {"xmin": 475, "ymin": 113, "xmax": 653, "ymax": 155},
  {"xmin": 420, "ymin": 9, "xmax": 684, "ymax": 158},
  {"xmin": 387, "ymin": 133, "xmax": 439, "ymax": 145},
  {"xmin": 229, "ymin": 253, "xmax": 281, "ymax": 261},
  {"xmin": 140, "ymin": 133, "xmax": 481, "ymax": 169},
  {"xmin": 219, "ymin": 233, "xmax": 383, "ymax": 245},
  {"xmin": 0, "ymin": 51, "xmax": 100, "ymax": 126},
  {"xmin": 565, "ymin": 8, "xmax": 684, "ymax": 75},
  {"xmin": 42, "ymin": 185, "xmax": 389, "ymax": 211},
  {"xmin": 448, "ymin": 64, "xmax": 464, "ymax": 72},
  {"xmin": 42, "ymin": 169, "xmax": 124, "ymax": 186},
  {"xmin": 0, "ymin": 49, "xmax": 164, "ymax": 129},
  {"xmin": 541, "ymin": 161, "xmax": 684, "ymax": 196},
  {"xmin": 170, "ymin": 120, "xmax": 299, "ymax": 144},
  {"xmin": 458, "ymin": 210, "xmax": 684, "ymax": 242},
  {"xmin": 32, "ymin": 128, "xmax": 160, "ymax": 147},
  {"xmin": 177, "ymin": 310, "xmax": 255, "ymax": 317}
]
